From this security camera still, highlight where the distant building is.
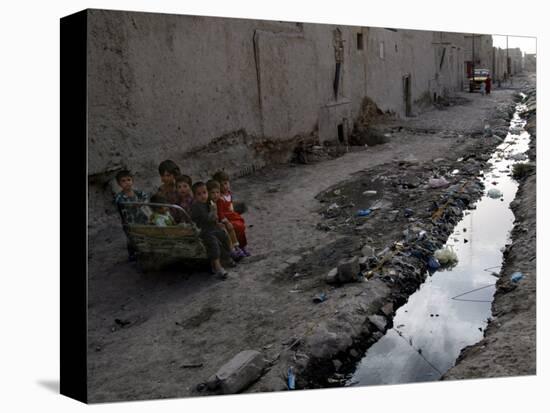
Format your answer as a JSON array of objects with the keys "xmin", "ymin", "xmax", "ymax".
[
  {"xmin": 504, "ymin": 48, "xmax": 523, "ymax": 76},
  {"xmin": 524, "ymin": 53, "xmax": 536, "ymax": 72}
]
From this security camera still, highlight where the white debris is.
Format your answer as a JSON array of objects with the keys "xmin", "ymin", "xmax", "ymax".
[
  {"xmin": 403, "ymin": 154, "xmax": 418, "ymax": 163},
  {"xmin": 487, "ymin": 188, "xmax": 503, "ymax": 199},
  {"xmin": 363, "ymin": 190, "xmax": 378, "ymax": 196},
  {"xmin": 327, "ymin": 203, "xmax": 339, "ymax": 211},
  {"xmin": 434, "ymin": 247, "xmax": 458, "ymax": 266}
]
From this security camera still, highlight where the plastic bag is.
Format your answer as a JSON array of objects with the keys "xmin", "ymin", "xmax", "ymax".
[
  {"xmin": 434, "ymin": 246, "xmax": 458, "ymax": 265},
  {"xmin": 487, "ymin": 188, "xmax": 503, "ymax": 199}
]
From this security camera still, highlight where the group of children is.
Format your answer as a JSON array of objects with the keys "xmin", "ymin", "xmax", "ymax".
[{"xmin": 114, "ymin": 159, "xmax": 249, "ymax": 279}]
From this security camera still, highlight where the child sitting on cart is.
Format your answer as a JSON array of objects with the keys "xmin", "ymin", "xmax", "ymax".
[
  {"xmin": 212, "ymin": 170, "xmax": 250, "ymax": 256},
  {"xmin": 190, "ymin": 182, "xmax": 231, "ymax": 280},
  {"xmin": 155, "ymin": 160, "xmax": 181, "ymax": 205},
  {"xmin": 206, "ymin": 179, "xmax": 245, "ymax": 260},
  {"xmin": 174, "ymin": 174, "xmax": 194, "ymax": 222},
  {"xmin": 149, "ymin": 194, "xmax": 175, "ymax": 227}
]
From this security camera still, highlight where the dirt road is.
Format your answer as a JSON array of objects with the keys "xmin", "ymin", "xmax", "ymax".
[{"xmin": 87, "ymin": 83, "xmax": 528, "ymax": 402}]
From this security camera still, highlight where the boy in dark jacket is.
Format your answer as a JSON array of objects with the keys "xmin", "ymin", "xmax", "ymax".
[
  {"xmin": 113, "ymin": 170, "xmax": 148, "ymax": 261},
  {"xmin": 190, "ymin": 182, "xmax": 231, "ymax": 279}
]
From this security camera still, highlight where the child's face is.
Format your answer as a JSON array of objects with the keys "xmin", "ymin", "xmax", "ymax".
[
  {"xmin": 118, "ymin": 176, "xmax": 133, "ymax": 191},
  {"xmin": 194, "ymin": 186, "xmax": 209, "ymax": 203},
  {"xmin": 160, "ymin": 171, "xmax": 175, "ymax": 186},
  {"xmin": 209, "ymin": 188, "xmax": 221, "ymax": 202},
  {"xmin": 220, "ymin": 180, "xmax": 230, "ymax": 194},
  {"xmin": 177, "ymin": 181, "xmax": 192, "ymax": 196}
]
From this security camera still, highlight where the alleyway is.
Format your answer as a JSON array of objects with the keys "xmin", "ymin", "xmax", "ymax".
[{"xmin": 87, "ymin": 81, "xmax": 533, "ymax": 401}]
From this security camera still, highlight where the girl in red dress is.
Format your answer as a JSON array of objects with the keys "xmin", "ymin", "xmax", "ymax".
[{"xmin": 213, "ymin": 171, "xmax": 250, "ymax": 256}]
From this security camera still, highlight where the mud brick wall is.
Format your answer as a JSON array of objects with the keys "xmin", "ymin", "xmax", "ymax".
[{"xmin": 85, "ymin": 10, "xmax": 467, "ymax": 231}]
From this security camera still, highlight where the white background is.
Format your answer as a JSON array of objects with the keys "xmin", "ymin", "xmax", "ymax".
[{"xmin": 0, "ymin": 0, "xmax": 546, "ymax": 411}]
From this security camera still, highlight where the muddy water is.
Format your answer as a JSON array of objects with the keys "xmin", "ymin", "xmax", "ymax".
[{"xmin": 347, "ymin": 102, "xmax": 530, "ymax": 386}]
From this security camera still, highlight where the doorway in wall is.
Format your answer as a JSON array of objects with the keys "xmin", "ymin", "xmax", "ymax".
[
  {"xmin": 403, "ymin": 74, "xmax": 412, "ymax": 116},
  {"xmin": 337, "ymin": 123, "xmax": 345, "ymax": 143}
]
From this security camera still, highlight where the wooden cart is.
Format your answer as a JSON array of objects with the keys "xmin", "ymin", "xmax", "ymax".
[{"xmin": 119, "ymin": 202, "xmax": 208, "ymax": 272}]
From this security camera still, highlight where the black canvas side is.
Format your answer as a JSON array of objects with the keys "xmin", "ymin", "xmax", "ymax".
[{"xmin": 60, "ymin": 9, "xmax": 88, "ymax": 404}]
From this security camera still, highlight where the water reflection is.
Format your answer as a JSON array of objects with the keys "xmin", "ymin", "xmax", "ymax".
[{"xmin": 348, "ymin": 105, "xmax": 529, "ymax": 386}]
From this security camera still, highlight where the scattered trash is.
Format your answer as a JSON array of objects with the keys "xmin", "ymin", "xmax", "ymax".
[
  {"xmin": 510, "ymin": 272, "xmax": 524, "ymax": 283},
  {"xmin": 356, "ymin": 209, "xmax": 372, "ymax": 217},
  {"xmin": 509, "ymin": 153, "xmax": 528, "ymax": 161},
  {"xmin": 363, "ymin": 190, "xmax": 378, "ymax": 195},
  {"xmin": 369, "ymin": 200, "xmax": 392, "ymax": 211},
  {"xmin": 313, "ymin": 292, "xmax": 328, "ymax": 303},
  {"xmin": 434, "ymin": 246, "xmax": 458, "ymax": 266},
  {"xmin": 451, "ymin": 169, "xmax": 460, "ymax": 175},
  {"xmin": 428, "ymin": 177, "xmax": 449, "ymax": 189},
  {"xmin": 404, "ymin": 208, "xmax": 414, "ymax": 218},
  {"xmin": 287, "ymin": 367, "xmax": 296, "ymax": 390},
  {"xmin": 333, "ymin": 189, "xmax": 341, "ymax": 196},
  {"xmin": 427, "ymin": 256, "xmax": 441, "ymax": 271},
  {"xmin": 487, "ymin": 188, "xmax": 503, "ymax": 199},
  {"xmin": 327, "ymin": 203, "xmax": 339, "ymax": 211}
]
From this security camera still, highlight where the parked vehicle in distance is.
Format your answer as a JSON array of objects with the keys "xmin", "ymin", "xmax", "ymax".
[{"xmin": 469, "ymin": 68, "xmax": 490, "ymax": 92}]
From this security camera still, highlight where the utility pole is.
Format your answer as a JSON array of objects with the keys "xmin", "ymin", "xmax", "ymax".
[
  {"xmin": 506, "ymin": 35, "xmax": 509, "ymax": 82},
  {"xmin": 470, "ymin": 34, "xmax": 475, "ymax": 93}
]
